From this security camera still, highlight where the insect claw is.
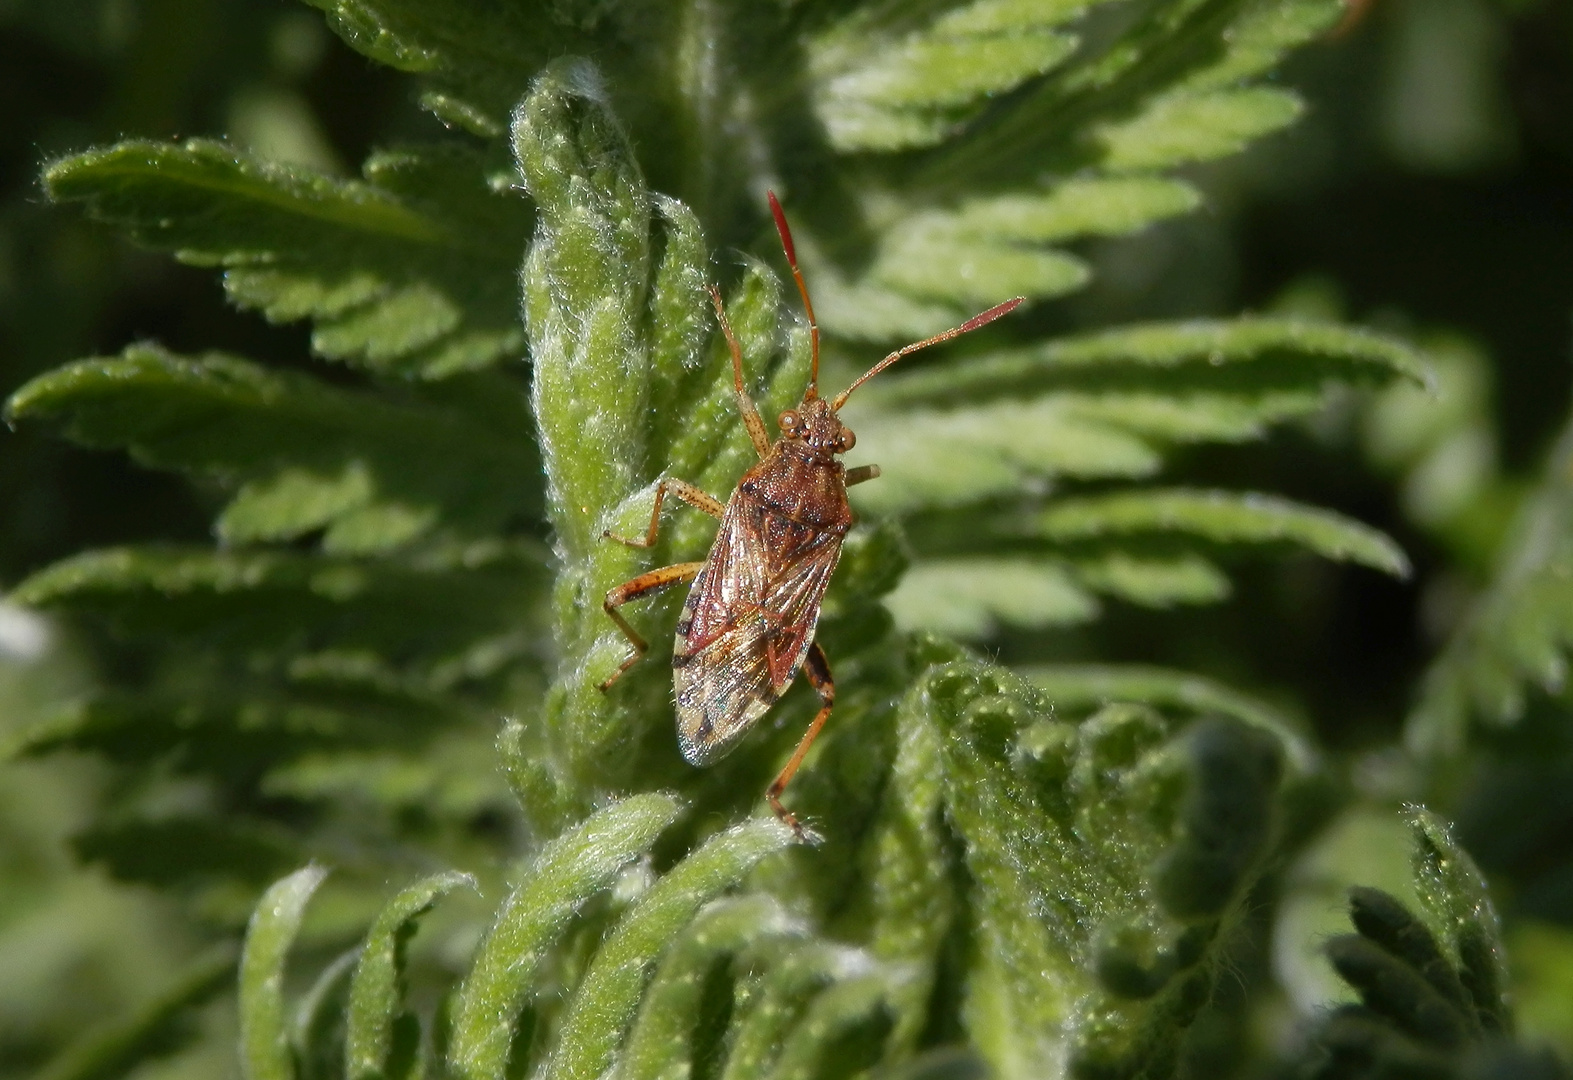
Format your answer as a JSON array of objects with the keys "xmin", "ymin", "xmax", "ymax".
[
  {"xmin": 774, "ymin": 811, "xmax": 823, "ymax": 846},
  {"xmin": 597, "ymin": 649, "xmax": 641, "ymax": 693},
  {"xmin": 767, "ymin": 794, "xmax": 823, "ymax": 845}
]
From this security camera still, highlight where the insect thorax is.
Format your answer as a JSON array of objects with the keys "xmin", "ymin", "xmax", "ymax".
[{"xmin": 739, "ymin": 442, "xmax": 853, "ymax": 534}]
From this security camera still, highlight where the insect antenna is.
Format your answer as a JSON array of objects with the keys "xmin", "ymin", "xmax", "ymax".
[
  {"xmin": 830, "ymin": 296, "xmax": 1025, "ymax": 411},
  {"xmin": 767, "ymin": 191, "xmax": 822, "ymax": 399}
]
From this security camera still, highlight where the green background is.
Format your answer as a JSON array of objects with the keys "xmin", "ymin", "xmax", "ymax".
[{"xmin": 3, "ymin": 0, "xmax": 1572, "ymax": 1077}]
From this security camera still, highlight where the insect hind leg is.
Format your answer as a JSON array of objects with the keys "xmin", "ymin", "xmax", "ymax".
[
  {"xmin": 766, "ymin": 641, "xmax": 834, "ymax": 846},
  {"xmin": 598, "ymin": 562, "xmax": 704, "ymax": 692}
]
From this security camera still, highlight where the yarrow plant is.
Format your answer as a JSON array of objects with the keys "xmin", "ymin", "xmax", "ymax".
[{"xmin": 7, "ymin": 1, "xmax": 1572, "ymax": 1078}]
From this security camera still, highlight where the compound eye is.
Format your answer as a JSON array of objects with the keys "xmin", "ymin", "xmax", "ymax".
[
  {"xmin": 779, "ymin": 410, "xmax": 800, "ymax": 434},
  {"xmin": 837, "ymin": 428, "xmax": 856, "ymax": 452}
]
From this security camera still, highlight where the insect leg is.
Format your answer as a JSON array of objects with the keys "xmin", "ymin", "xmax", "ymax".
[
  {"xmin": 844, "ymin": 464, "xmax": 880, "ymax": 486},
  {"xmin": 709, "ymin": 286, "xmax": 772, "ymax": 459},
  {"xmin": 598, "ymin": 562, "xmax": 705, "ymax": 692},
  {"xmin": 602, "ymin": 478, "xmax": 724, "ymax": 549},
  {"xmin": 765, "ymin": 641, "xmax": 834, "ymax": 845}
]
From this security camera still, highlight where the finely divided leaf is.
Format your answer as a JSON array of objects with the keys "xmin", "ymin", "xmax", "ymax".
[
  {"xmin": 241, "ymin": 865, "xmax": 331, "ymax": 1080},
  {"xmin": 613, "ymin": 896, "xmax": 804, "ymax": 1080},
  {"xmin": 1313, "ymin": 811, "xmax": 1517, "ymax": 1072},
  {"xmin": 868, "ymin": 318, "xmax": 1429, "ymax": 409},
  {"xmin": 44, "ymin": 141, "xmax": 528, "ymax": 377},
  {"xmin": 802, "ymin": 0, "xmax": 1344, "ymax": 332},
  {"xmin": 346, "ymin": 872, "xmax": 476, "ymax": 1080},
  {"xmin": 1033, "ymin": 489, "xmax": 1412, "ymax": 577},
  {"xmin": 948, "ymin": 177, "xmax": 1202, "ymax": 243},
  {"xmin": 811, "ymin": 0, "xmax": 1101, "ymax": 153},
  {"xmin": 11, "ymin": 545, "xmax": 544, "ymax": 666},
  {"xmin": 851, "ymin": 399, "xmax": 1161, "ymax": 516},
  {"xmin": 1097, "ymin": 86, "xmax": 1304, "ymax": 171},
  {"xmin": 7, "ymin": 346, "xmax": 539, "ymax": 552},
  {"xmin": 1407, "ymin": 809, "xmax": 1511, "ymax": 1033},
  {"xmin": 1409, "ymin": 419, "xmax": 1573, "ymax": 757},
  {"xmin": 301, "ymin": 0, "xmax": 564, "ymax": 135},
  {"xmin": 910, "ymin": 659, "xmax": 1286, "ymax": 1079},
  {"xmin": 448, "ymin": 793, "xmax": 684, "ymax": 1080},
  {"xmin": 717, "ymin": 944, "xmax": 882, "ymax": 1080},
  {"xmin": 1020, "ymin": 661, "xmax": 1315, "ymax": 773},
  {"xmin": 912, "ymin": 0, "xmax": 1342, "ymax": 190},
  {"xmin": 885, "ymin": 557, "xmax": 1100, "ymax": 638},
  {"xmin": 544, "ymin": 820, "xmax": 796, "ymax": 1080},
  {"xmin": 515, "ymin": 57, "xmax": 651, "ymax": 560},
  {"xmin": 17, "ymin": 6, "xmax": 1439, "ymax": 1079}
]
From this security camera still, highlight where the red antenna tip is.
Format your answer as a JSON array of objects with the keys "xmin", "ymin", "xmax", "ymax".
[
  {"xmin": 958, "ymin": 297, "xmax": 1026, "ymax": 334},
  {"xmin": 767, "ymin": 190, "xmax": 797, "ymax": 266}
]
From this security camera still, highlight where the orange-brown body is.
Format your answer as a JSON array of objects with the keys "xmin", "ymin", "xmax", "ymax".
[{"xmin": 673, "ymin": 406, "xmax": 855, "ymax": 765}]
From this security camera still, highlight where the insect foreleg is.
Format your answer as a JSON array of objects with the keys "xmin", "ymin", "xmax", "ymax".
[
  {"xmin": 766, "ymin": 641, "xmax": 834, "ymax": 845},
  {"xmin": 709, "ymin": 286, "xmax": 772, "ymax": 459},
  {"xmin": 598, "ymin": 561, "xmax": 705, "ymax": 692},
  {"xmin": 602, "ymin": 479, "xmax": 725, "ymax": 549},
  {"xmin": 844, "ymin": 464, "xmax": 880, "ymax": 486}
]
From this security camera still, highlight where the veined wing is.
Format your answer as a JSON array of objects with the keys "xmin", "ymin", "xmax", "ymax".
[{"xmin": 673, "ymin": 499, "xmax": 843, "ymax": 766}]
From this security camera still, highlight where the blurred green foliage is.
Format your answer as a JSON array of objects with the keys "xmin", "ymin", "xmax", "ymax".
[{"xmin": 3, "ymin": 0, "xmax": 1573, "ymax": 1078}]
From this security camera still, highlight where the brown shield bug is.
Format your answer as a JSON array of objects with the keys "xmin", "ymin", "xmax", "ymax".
[{"xmin": 598, "ymin": 192, "xmax": 1023, "ymax": 841}]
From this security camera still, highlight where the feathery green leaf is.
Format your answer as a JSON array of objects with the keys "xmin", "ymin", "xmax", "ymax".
[
  {"xmin": 885, "ymin": 557, "xmax": 1100, "ymax": 638},
  {"xmin": 44, "ymin": 141, "xmax": 528, "ymax": 377},
  {"xmin": 910, "ymin": 659, "xmax": 1285, "ymax": 1078},
  {"xmin": 1311, "ymin": 811, "xmax": 1526, "ymax": 1078},
  {"xmin": 1032, "ymin": 489, "xmax": 1412, "ymax": 576},
  {"xmin": 613, "ymin": 896, "xmax": 803, "ymax": 1080},
  {"xmin": 545, "ymin": 820, "xmax": 796, "ymax": 1080},
  {"xmin": 346, "ymin": 872, "xmax": 475, "ymax": 1080},
  {"xmin": 242, "ymin": 865, "xmax": 331, "ymax": 1080},
  {"xmin": 868, "ymin": 318, "xmax": 1429, "ymax": 409},
  {"xmin": 7, "ymin": 346, "xmax": 539, "ymax": 551},
  {"xmin": 1021, "ymin": 661, "xmax": 1315, "ymax": 772},
  {"xmin": 1409, "ymin": 419, "xmax": 1573, "ymax": 757},
  {"xmin": 11, "ymin": 544, "xmax": 545, "ymax": 665},
  {"xmin": 1407, "ymin": 809, "xmax": 1511, "ymax": 1034},
  {"xmin": 448, "ymin": 793, "xmax": 683, "ymax": 1080}
]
